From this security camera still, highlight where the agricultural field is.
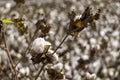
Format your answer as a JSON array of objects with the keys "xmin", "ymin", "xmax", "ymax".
[{"xmin": 0, "ymin": 0, "xmax": 120, "ymax": 80}]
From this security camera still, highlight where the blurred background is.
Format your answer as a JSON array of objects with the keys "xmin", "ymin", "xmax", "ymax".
[{"xmin": 0, "ymin": 0, "xmax": 120, "ymax": 80}]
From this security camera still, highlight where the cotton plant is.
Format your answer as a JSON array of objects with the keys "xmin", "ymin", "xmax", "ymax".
[
  {"xmin": 30, "ymin": 6, "xmax": 101, "ymax": 80},
  {"xmin": 0, "ymin": 19, "xmax": 28, "ymax": 80},
  {"xmin": 30, "ymin": 37, "xmax": 65, "ymax": 80},
  {"xmin": 31, "ymin": 38, "xmax": 61, "ymax": 79},
  {"xmin": 0, "ymin": 2, "xmax": 101, "ymax": 79}
]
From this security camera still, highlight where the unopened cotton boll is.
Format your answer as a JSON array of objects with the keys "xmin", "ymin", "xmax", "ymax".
[
  {"xmin": 52, "ymin": 53, "xmax": 59, "ymax": 63},
  {"xmin": 32, "ymin": 38, "xmax": 51, "ymax": 53}
]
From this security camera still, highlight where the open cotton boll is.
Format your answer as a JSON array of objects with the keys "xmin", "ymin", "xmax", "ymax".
[
  {"xmin": 53, "ymin": 62, "xmax": 63, "ymax": 71},
  {"xmin": 46, "ymin": 50, "xmax": 59, "ymax": 64},
  {"xmin": 19, "ymin": 67, "xmax": 30, "ymax": 75},
  {"xmin": 32, "ymin": 38, "xmax": 51, "ymax": 54},
  {"xmin": 86, "ymin": 72, "xmax": 97, "ymax": 80},
  {"xmin": 74, "ymin": 15, "xmax": 82, "ymax": 21}
]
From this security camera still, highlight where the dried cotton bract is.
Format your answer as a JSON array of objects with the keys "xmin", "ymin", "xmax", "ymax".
[{"xmin": 68, "ymin": 7, "xmax": 101, "ymax": 36}]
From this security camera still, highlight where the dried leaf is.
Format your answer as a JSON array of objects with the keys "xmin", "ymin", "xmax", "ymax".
[
  {"xmin": 68, "ymin": 10, "xmax": 76, "ymax": 21},
  {"xmin": 80, "ymin": 7, "xmax": 91, "ymax": 21},
  {"xmin": 43, "ymin": 45, "xmax": 50, "ymax": 54},
  {"xmin": 69, "ymin": 20, "xmax": 84, "ymax": 36},
  {"xmin": 36, "ymin": 19, "xmax": 51, "ymax": 34},
  {"xmin": 36, "ymin": 19, "xmax": 45, "ymax": 29},
  {"xmin": 41, "ymin": 24, "xmax": 51, "ymax": 34},
  {"xmin": 68, "ymin": 6, "xmax": 101, "ymax": 36},
  {"xmin": 13, "ymin": 18, "xmax": 28, "ymax": 35}
]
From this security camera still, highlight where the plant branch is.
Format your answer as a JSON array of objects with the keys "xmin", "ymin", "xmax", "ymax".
[
  {"xmin": 52, "ymin": 33, "xmax": 69, "ymax": 55},
  {"xmin": 3, "ymin": 28, "xmax": 18, "ymax": 80},
  {"xmin": 34, "ymin": 32, "xmax": 69, "ymax": 80},
  {"xmin": 15, "ymin": 29, "xmax": 39, "ymax": 68},
  {"xmin": 24, "ymin": 29, "xmax": 39, "ymax": 55},
  {"xmin": 34, "ymin": 63, "xmax": 45, "ymax": 80}
]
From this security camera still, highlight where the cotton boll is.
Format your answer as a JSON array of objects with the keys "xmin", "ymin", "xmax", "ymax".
[
  {"xmin": 44, "ymin": 70, "xmax": 50, "ymax": 80},
  {"xmin": 16, "ymin": 64, "xmax": 30, "ymax": 76},
  {"xmin": 48, "ymin": 50, "xmax": 59, "ymax": 63},
  {"xmin": 53, "ymin": 62, "xmax": 63, "ymax": 71},
  {"xmin": 52, "ymin": 53, "xmax": 59, "ymax": 63},
  {"xmin": 74, "ymin": 15, "xmax": 82, "ymax": 21},
  {"xmin": 0, "ymin": 50, "xmax": 8, "ymax": 61},
  {"xmin": 32, "ymin": 38, "xmax": 51, "ymax": 54},
  {"xmin": 3, "ymin": 3, "xmax": 13, "ymax": 14},
  {"xmin": 111, "ymin": 39, "xmax": 119, "ymax": 49},
  {"xmin": 100, "ymin": 29, "xmax": 106, "ymax": 36},
  {"xmin": 90, "ymin": 38, "xmax": 97, "ymax": 44},
  {"xmin": 112, "ymin": 30, "xmax": 119, "ymax": 37},
  {"xmin": 90, "ymin": 74, "xmax": 97, "ymax": 80},
  {"xmin": 65, "ymin": 63, "xmax": 71, "ymax": 71},
  {"xmin": 19, "ymin": 67, "xmax": 30, "ymax": 75},
  {"xmin": 108, "ymin": 68, "xmax": 115, "ymax": 77},
  {"xmin": 86, "ymin": 72, "xmax": 97, "ymax": 80},
  {"xmin": 45, "ymin": 50, "xmax": 59, "ymax": 64},
  {"xmin": 92, "ymin": 59, "xmax": 101, "ymax": 73}
]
